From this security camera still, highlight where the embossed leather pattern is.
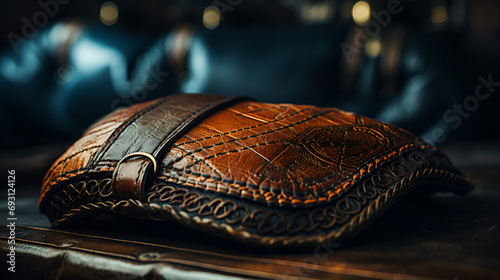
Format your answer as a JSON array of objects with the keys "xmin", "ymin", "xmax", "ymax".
[{"xmin": 39, "ymin": 93, "xmax": 473, "ymax": 247}]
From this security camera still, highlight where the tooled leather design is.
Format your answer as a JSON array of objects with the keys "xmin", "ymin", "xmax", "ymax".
[
  {"xmin": 146, "ymin": 150, "xmax": 466, "ymax": 236},
  {"xmin": 40, "ymin": 95, "xmax": 473, "ymax": 246},
  {"xmin": 46, "ymin": 177, "xmax": 114, "ymax": 222},
  {"xmin": 41, "ymin": 95, "xmax": 453, "ymax": 210},
  {"xmin": 44, "ymin": 148, "xmax": 470, "ymax": 247},
  {"xmin": 159, "ymin": 101, "xmax": 418, "ymax": 206},
  {"xmin": 251, "ymin": 125, "xmax": 388, "ymax": 185}
]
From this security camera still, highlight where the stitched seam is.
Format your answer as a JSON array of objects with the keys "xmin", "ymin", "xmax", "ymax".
[
  {"xmin": 48, "ymin": 165, "xmax": 114, "ymax": 184},
  {"xmin": 44, "ymin": 144, "xmax": 435, "ymax": 205},
  {"xmin": 174, "ymin": 145, "xmax": 225, "ymax": 178},
  {"xmin": 45, "ymin": 96, "xmax": 235, "ymax": 195},
  {"xmin": 165, "ymin": 144, "xmax": 426, "ymax": 188},
  {"xmin": 178, "ymin": 128, "xmax": 399, "ymax": 172},
  {"xmin": 48, "ymin": 166, "xmax": 468, "ymax": 247},
  {"xmin": 175, "ymin": 107, "xmax": 315, "ymax": 147},
  {"xmin": 160, "ymin": 144, "xmax": 435, "ymax": 204},
  {"xmin": 41, "ymin": 165, "xmax": 114, "ymax": 200},
  {"xmin": 153, "ymin": 96, "xmax": 238, "ymax": 157},
  {"xmin": 47, "ymin": 105, "xmax": 313, "ymax": 188},
  {"xmin": 165, "ymin": 110, "xmax": 335, "ymax": 168}
]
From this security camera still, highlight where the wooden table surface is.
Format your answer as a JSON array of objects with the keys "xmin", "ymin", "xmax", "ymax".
[{"xmin": 1, "ymin": 141, "xmax": 499, "ymax": 280}]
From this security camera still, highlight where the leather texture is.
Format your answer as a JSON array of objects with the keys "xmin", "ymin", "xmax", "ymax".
[
  {"xmin": 6, "ymin": 162, "xmax": 500, "ymax": 280},
  {"xmin": 39, "ymin": 93, "xmax": 473, "ymax": 247}
]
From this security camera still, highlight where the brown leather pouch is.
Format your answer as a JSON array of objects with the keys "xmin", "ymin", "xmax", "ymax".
[{"xmin": 39, "ymin": 93, "xmax": 473, "ymax": 247}]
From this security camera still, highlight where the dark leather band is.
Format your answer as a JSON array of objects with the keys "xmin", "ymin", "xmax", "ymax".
[
  {"xmin": 90, "ymin": 93, "xmax": 248, "ymax": 201},
  {"xmin": 91, "ymin": 93, "xmax": 246, "ymax": 164}
]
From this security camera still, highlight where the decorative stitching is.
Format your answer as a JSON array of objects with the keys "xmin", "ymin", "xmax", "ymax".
[
  {"xmin": 164, "ymin": 110, "xmax": 336, "ymax": 168},
  {"xmin": 45, "ymin": 150, "xmax": 469, "ymax": 247},
  {"xmin": 43, "ymin": 166, "xmax": 114, "ymax": 190},
  {"xmin": 153, "ymin": 96, "xmax": 240, "ymax": 157},
  {"xmin": 43, "ymin": 141, "xmax": 436, "ymax": 207},
  {"xmin": 159, "ymin": 144, "xmax": 435, "ymax": 205},
  {"xmin": 174, "ymin": 107, "xmax": 314, "ymax": 147}
]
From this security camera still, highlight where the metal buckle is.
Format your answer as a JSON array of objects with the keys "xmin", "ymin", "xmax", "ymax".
[{"xmin": 116, "ymin": 152, "xmax": 158, "ymax": 173}]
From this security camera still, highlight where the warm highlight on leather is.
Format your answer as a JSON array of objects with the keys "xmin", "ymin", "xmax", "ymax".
[
  {"xmin": 39, "ymin": 93, "xmax": 473, "ymax": 247},
  {"xmin": 39, "ymin": 93, "xmax": 243, "ymax": 206},
  {"xmin": 161, "ymin": 101, "xmax": 419, "ymax": 205}
]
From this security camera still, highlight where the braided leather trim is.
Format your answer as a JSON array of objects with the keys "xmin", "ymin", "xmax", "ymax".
[
  {"xmin": 45, "ymin": 149, "xmax": 469, "ymax": 247},
  {"xmin": 46, "ymin": 176, "xmax": 114, "ymax": 221}
]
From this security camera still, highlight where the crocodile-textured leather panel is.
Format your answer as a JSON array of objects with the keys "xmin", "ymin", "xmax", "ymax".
[{"xmin": 161, "ymin": 101, "xmax": 420, "ymax": 206}]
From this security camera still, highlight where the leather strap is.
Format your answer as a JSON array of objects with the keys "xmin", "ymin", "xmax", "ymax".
[{"xmin": 89, "ymin": 93, "xmax": 248, "ymax": 201}]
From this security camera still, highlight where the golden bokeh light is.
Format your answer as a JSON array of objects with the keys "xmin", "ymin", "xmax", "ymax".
[
  {"xmin": 352, "ymin": 1, "xmax": 371, "ymax": 26},
  {"xmin": 431, "ymin": 6, "xmax": 448, "ymax": 25},
  {"xmin": 365, "ymin": 37, "xmax": 382, "ymax": 58},
  {"xmin": 300, "ymin": 1, "xmax": 334, "ymax": 23},
  {"xmin": 100, "ymin": 1, "xmax": 118, "ymax": 26},
  {"xmin": 203, "ymin": 6, "xmax": 221, "ymax": 30}
]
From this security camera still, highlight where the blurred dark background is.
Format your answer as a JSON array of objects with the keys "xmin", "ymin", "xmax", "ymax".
[
  {"xmin": 0, "ymin": 0, "xmax": 499, "ymax": 182},
  {"xmin": 1, "ymin": 4, "xmax": 499, "ymax": 279},
  {"xmin": 1, "ymin": 0, "xmax": 499, "ymax": 76}
]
